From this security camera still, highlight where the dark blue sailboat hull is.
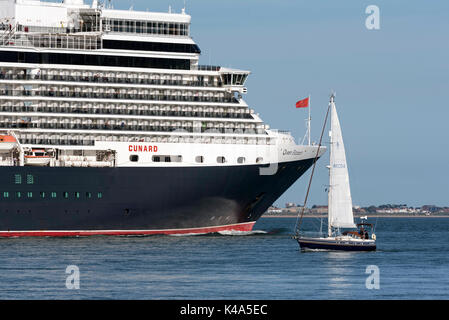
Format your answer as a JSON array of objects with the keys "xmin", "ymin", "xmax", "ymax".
[{"xmin": 297, "ymin": 237, "xmax": 376, "ymax": 251}]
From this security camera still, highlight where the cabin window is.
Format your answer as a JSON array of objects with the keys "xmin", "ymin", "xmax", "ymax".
[
  {"xmin": 195, "ymin": 156, "xmax": 204, "ymax": 163},
  {"xmin": 237, "ymin": 157, "xmax": 246, "ymax": 164},
  {"xmin": 15, "ymin": 191, "xmax": 21, "ymax": 198},
  {"xmin": 27, "ymin": 174, "xmax": 34, "ymax": 184},
  {"xmin": 136, "ymin": 21, "xmax": 142, "ymax": 33},
  {"xmin": 108, "ymin": 19, "xmax": 189, "ymax": 36},
  {"xmin": 129, "ymin": 155, "xmax": 139, "ymax": 162},
  {"xmin": 51, "ymin": 192, "xmax": 57, "ymax": 198},
  {"xmin": 75, "ymin": 192, "xmax": 80, "ymax": 199},
  {"xmin": 63, "ymin": 192, "xmax": 69, "ymax": 199},
  {"xmin": 86, "ymin": 192, "xmax": 92, "ymax": 199},
  {"xmin": 153, "ymin": 155, "xmax": 182, "ymax": 162},
  {"xmin": 217, "ymin": 156, "xmax": 226, "ymax": 163},
  {"xmin": 3, "ymin": 192, "xmax": 9, "ymax": 198},
  {"xmin": 14, "ymin": 174, "xmax": 21, "ymax": 184},
  {"xmin": 113, "ymin": 20, "xmax": 119, "ymax": 32},
  {"xmin": 40, "ymin": 192, "xmax": 45, "ymax": 198},
  {"xmin": 256, "ymin": 157, "xmax": 263, "ymax": 164},
  {"xmin": 27, "ymin": 192, "xmax": 32, "ymax": 198},
  {"xmin": 97, "ymin": 192, "xmax": 103, "ymax": 199},
  {"xmin": 125, "ymin": 21, "xmax": 132, "ymax": 33}
]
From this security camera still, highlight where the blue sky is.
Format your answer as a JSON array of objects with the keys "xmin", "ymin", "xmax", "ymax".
[{"xmin": 112, "ymin": 0, "xmax": 448, "ymax": 207}]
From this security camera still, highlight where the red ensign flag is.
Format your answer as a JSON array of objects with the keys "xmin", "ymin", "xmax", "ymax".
[{"xmin": 296, "ymin": 97, "xmax": 309, "ymax": 108}]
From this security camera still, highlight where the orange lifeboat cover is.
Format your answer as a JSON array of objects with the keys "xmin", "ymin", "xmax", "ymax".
[{"xmin": 0, "ymin": 135, "xmax": 17, "ymax": 143}]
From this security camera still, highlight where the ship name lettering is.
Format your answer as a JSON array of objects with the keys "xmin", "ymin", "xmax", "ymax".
[
  {"xmin": 128, "ymin": 145, "xmax": 158, "ymax": 152},
  {"xmin": 283, "ymin": 149, "xmax": 302, "ymax": 156}
]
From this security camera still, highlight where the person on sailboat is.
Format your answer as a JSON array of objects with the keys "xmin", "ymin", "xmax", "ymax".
[{"xmin": 359, "ymin": 227, "xmax": 365, "ymax": 238}]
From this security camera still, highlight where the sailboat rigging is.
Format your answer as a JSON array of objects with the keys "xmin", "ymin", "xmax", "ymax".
[{"xmin": 294, "ymin": 94, "xmax": 376, "ymax": 251}]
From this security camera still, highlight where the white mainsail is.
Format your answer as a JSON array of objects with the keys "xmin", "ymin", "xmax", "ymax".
[{"xmin": 328, "ymin": 96, "xmax": 356, "ymax": 233}]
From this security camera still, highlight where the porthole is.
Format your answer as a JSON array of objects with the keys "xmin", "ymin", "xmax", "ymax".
[
  {"xmin": 195, "ymin": 156, "xmax": 204, "ymax": 163},
  {"xmin": 130, "ymin": 155, "xmax": 139, "ymax": 162},
  {"xmin": 217, "ymin": 156, "xmax": 226, "ymax": 163},
  {"xmin": 237, "ymin": 157, "xmax": 246, "ymax": 164}
]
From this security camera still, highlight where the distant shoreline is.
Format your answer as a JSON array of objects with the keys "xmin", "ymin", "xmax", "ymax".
[{"xmin": 262, "ymin": 214, "xmax": 449, "ymax": 218}]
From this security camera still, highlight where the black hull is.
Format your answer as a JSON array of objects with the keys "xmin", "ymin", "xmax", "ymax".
[
  {"xmin": 0, "ymin": 158, "xmax": 315, "ymax": 236},
  {"xmin": 297, "ymin": 238, "xmax": 376, "ymax": 252}
]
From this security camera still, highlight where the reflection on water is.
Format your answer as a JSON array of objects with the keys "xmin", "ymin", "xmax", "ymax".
[{"xmin": 324, "ymin": 252, "xmax": 357, "ymax": 293}]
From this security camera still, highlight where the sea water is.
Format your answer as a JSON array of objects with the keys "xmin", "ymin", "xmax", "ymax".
[{"xmin": 0, "ymin": 217, "xmax": 448, "ymax": 299}]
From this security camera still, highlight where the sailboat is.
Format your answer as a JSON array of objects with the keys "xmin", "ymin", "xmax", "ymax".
[{"xmin": 294, "ymin": 94, "xmax": 376, "ymax": 251}]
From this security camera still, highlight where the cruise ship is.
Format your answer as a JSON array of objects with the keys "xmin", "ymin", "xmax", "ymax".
[{"xmin": 0, "ymin": 0, "xmax": 325, "ymax": 236}]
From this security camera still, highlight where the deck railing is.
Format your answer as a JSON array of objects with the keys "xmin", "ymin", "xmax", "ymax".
[{"xmin": 0, "ymin": 25, "xmax": 102, "ymax": 50}]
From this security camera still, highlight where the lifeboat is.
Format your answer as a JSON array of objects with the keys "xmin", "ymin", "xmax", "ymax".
[
  {"xmin": 0, "ymin": 135, "xmax": 18, "ymax": 152},
  {"xmin": 24, "ymin": 149, "xmax": 53, "ymax": 166}
]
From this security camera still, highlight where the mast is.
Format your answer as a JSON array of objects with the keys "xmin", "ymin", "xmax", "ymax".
[
  {"xmin": 308, "ymin": 95, "xmax": 311, "ymax": 145},
  {"xmin": 300, "ymin": 95, "xmax": 312, "ymax": 145},
  {"xmin": 328, "ymin": 94, "xmax": 335, "ymax": 237}
]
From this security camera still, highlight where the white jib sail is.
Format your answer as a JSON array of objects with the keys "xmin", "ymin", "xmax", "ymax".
[{"xmin": 328, "ymin": 99, "xmax": 356, "ymax": 229}]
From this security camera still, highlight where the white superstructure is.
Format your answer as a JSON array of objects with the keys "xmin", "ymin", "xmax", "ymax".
[{"xmin": 0, "ymin": 0, "xmax": 324, "ymax": 168}]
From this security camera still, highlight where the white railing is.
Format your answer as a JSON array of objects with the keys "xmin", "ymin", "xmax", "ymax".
[
  {"xmin": 0, "ymin": 29, "xmax": 102, "ymax": 51},
  {"xmin": 0, "ymin": 23, "xmax": 17, "ymax": 47}
]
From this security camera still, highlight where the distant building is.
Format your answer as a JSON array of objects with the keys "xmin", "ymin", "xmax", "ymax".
[
  {"xmin": 422, "ymin": 205, "xmax": 439, "ymax": 213},
  {"xmin": 311, "ymin": 205, "xmax": 328, "ymax": 214},
  {"xmin": 286, "ymin": 206, "xmax": 301, "ymax": 214},
  {"xmin": 266, "ymin": 206, "xmax": 283, "ymax": 214}
]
